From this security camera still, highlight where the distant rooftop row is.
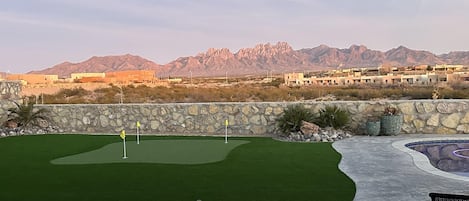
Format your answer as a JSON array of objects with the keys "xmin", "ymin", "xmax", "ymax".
[
  {"xmin": 0, "ymin": 70, "xmax": 183, "ymax": 85},
  {"xmin": 284, "ymin": 64, "xmax": 469, "ymax": 86},
  {"xmin": 1, "ymin": 64, "xmax": 469, "ymax": 86}
]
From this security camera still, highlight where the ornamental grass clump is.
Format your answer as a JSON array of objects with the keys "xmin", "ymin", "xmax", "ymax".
[
  {"xmin": 276, "ymin": 104, "xmax": 315, "ymax": 135},
  {"xmin": 314, "ymin": 106, "xmax": 349, "ymax": 129}
]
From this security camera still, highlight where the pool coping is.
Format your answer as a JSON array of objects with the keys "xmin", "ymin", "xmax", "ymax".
[{"xmin": 392, "ymin": 136, "xmax": 469, "ymax": 182}]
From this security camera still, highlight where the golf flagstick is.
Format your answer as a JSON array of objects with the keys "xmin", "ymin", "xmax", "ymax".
[
  {"xmin": 136, "ymin": 121, "xmax": 140, "ymax": 144},
  {"xmin": 225, "ymin": 119, "xmax": 228, "ymax": 144},
  {"xmin": 120, "ymin": 130, "xmax": 127, "ymax": 159}
]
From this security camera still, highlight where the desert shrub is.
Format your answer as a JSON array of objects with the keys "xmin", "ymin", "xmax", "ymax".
[
  {"xmin": 401, "ymin": 87, "xmax": 433, "ymax": 99},
  {"xmin": 357, "ymin": 90, "xmax": 382, "ymax": 100},
  {"xmin": 299, "ymin": 90, "xmax": 317, "ymax": 100},
  {"xmin": 261, "ymin": 78, "xmax": 283, "ymax": 87},
  {"xmin": 39, "ymin": 87, "xmax": 90, "ymax": 103},
  {"xmin": 440, "ymin": 88, "xmax": 468, "ymax": 99},
  {"xmin": 36, "ymin": 80, "xmax": 469, "ymax": 104},
  {"xmin": 276, "ymin": 105, "xmax": 315, "ymax": 135},
  {"xmin": 58, "ymin": 87, "xmax": 89, "ymax": 97},
  {"xmin": 7, "ymin": 102, "xmax": 49, "ymax": 132},
  {"xmin": 314, "ymin": 106, "xmax": 349, "ymax": 129},
  {"xmin": 380, "ymin": 88, "xmax": 402, "ymax": 99},
  {"xmin": 344, "ymin": 90, "xmax": 359, "ymax": 99}
]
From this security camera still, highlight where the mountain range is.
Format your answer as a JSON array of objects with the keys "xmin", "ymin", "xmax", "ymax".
[{"xmin": 28, "ymin": 42, "xmax": 469, "ymax": 78}]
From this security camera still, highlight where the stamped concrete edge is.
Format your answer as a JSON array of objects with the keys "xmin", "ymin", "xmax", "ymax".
[{"xmin": 392, "ymin": 136, "xmax": 469, "ymax": 182}]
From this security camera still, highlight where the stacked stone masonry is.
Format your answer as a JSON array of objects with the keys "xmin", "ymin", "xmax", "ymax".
[
  {"xmin": 0, "ymin": 81, "xmax": 21, "ymax": 125},
  {"xmin": 0, "ymin": 81, "xmax": 21, "ymax": 100},
  {"xmin": 2, "ymin": 100, "xmax": 463, "ymax": 135}
]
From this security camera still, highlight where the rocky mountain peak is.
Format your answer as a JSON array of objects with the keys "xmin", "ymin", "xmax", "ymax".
[
  {"xmin": 256, "ymin": 42, "xmax": 293, "ymax": 52},
  {"xmin": 201, "ymin": 48, "xmax": 233, "ymax": 58},
  {"xmin": 236, "ymin": 42, "xmax": 294, "ymax": 59},
  {"xmin": 396, "ymin": 45, "xmax": 409, "ymax": 50},
  {"xmin": 349, "ymin": 44, "xmax": 368, "ymax": 52},
  {"xmin": 26, "ymin": 43, "xmax": 469, "ymax": 78},
  {"xmin": 29, "ymin": 54, "xmax": 161, "ymax": 77},
  {"xmin": 272, "ymin": 41, "xmax": 294, "ymax": 51},
  {"xmin": 317, "ymin": 44, "xmax": 330, "ymax": 48},
  {"xmin": 385, "ymin": 46, "xmax": 443, "ymax": 65},
  {"xmin": 387, "ymin": 45, "xmax": 412, "ymax": 54}
]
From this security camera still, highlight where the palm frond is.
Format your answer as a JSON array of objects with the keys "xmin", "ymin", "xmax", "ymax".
[{"xmin": 6, "ymin": 101, "xmax": 50, "ymax": 132}]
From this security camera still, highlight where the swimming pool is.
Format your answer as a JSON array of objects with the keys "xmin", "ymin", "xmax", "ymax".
[
  {"xmin": 392, "ymin": 137, "xmax": 469, "ymax": 182},
  {"xmin": 405, "ymin": 140, "xmax": 469, "ymax": 177}
]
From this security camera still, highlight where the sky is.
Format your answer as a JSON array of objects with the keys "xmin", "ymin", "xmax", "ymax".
[{"xmin": 1, "ymin": 0, "xmax": 469, "ymax": 73}]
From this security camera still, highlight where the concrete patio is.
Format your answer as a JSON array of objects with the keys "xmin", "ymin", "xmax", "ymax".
[{"xmin": 332, "ymin": 135, "xmax": 469, "ymax": 201}]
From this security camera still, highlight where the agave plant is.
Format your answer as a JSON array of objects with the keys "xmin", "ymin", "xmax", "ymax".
[
  {"xmin": 276, "ymin": 104, "xmax": 315, "ymax": 135},
  {"xmin": 7, "ymin": 101, "xmax": 49, "ymax": 133},
  {"xmin": 314, "ymin": 106, "xmax": 349, "ymax": 129}
]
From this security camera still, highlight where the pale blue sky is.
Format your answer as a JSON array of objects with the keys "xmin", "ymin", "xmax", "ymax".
[{"xmin": 1, "ymin": 0, "xmax": 469, "ymax": 73}]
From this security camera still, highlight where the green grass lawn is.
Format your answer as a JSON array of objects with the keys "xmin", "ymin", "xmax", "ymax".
[
  {"xmin": 0, "ymin": 135, "xmax": 355, "ymax": 201},
  {"xmin": 52, "ymin": 139, "xmax": 250, "ymax": 165}
]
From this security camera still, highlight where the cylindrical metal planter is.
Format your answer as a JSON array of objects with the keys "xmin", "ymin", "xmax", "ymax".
[
  {"xmin": 380, "ymin": 115, "xmax": 403, "ymax": 135},
  {"xmin": 366, "ymin": 121, "xmax": 381, "ymax": 136}
]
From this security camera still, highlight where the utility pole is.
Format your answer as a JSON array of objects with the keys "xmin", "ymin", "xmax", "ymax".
[{"xmin": 119, "ymin": 85, "xmax": 124, "ymax": 104}]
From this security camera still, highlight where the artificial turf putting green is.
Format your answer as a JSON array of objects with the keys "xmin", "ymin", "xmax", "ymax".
[
  {"xmin": 51, "ymin": 139, "xmax": 250, "ymax": 165},
  {"xmin": 0, "ymin": 135, "xmax": 355, "ymax": 201}
]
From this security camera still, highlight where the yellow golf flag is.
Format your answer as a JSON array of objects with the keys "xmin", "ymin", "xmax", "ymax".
[
  {"xmin": 225, "ymin": 119, "xmax": 228, "ymax": 126},
  {"xmin": 120, "ymin": 130, "xmax": 126, "ymax": 140},
  {"xmin": 136, "ymin": 121, "xmax": 141, "ymax": 128}
]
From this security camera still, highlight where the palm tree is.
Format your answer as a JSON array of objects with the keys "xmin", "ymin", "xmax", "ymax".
[{"xmin": 7, "ymin": 101, "xmax": 49, "ymax": 133}]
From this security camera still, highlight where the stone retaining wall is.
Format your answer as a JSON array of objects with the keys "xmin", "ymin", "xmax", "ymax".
[
  {"xmin": 0, "ymin": 100, "xmax": 15, "ymax": 125},
  {"xmin": 0, "ymin": 81, "xmax": 21, "ymax": 124},
  {"xmin": 25, "ymin": 100, "xmax": 469, "ymax": 135},
  {"xmin": 0, "ymin": 81, "xmax": 21, "ymax": 100}
]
